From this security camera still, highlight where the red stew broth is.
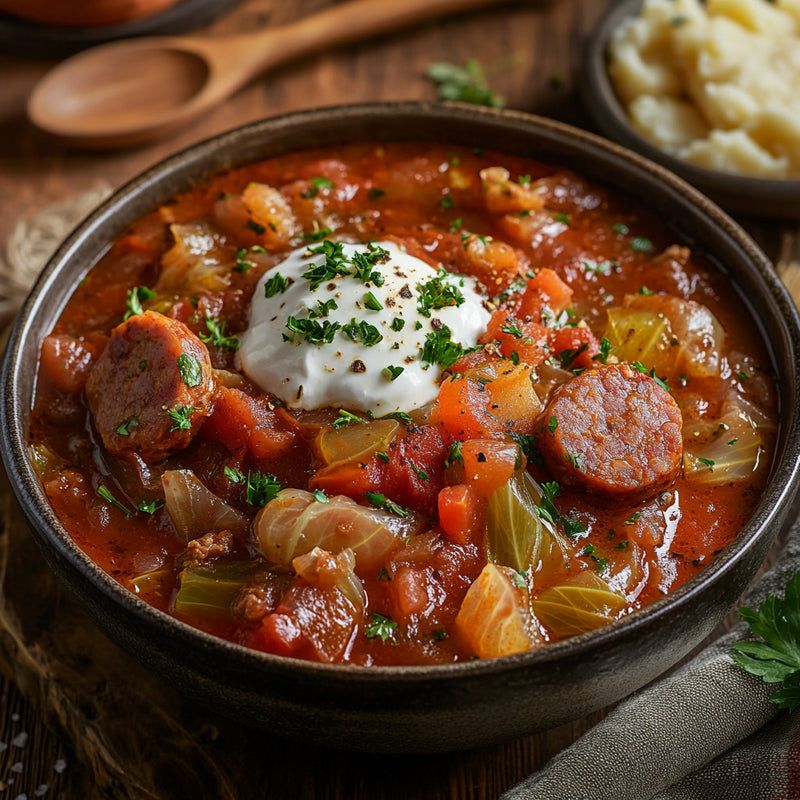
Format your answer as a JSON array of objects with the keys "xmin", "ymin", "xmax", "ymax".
[{"xmin": 29, "ymin": 143, "xmax": 777, "ymax": 666}]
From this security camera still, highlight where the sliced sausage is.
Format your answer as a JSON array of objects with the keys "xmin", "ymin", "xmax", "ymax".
[
  {"xmin": 85, "ymin": 310, "xmax": 214, "ymax": 462},
  {"xmin": 538, "ymin": 363, "xmax": 682, "ymax": 503}
]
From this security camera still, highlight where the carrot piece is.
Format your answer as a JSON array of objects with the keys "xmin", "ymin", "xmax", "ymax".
[{"xmin": 517, "ymin": 267, "xmax": 573, "ymax": 321}]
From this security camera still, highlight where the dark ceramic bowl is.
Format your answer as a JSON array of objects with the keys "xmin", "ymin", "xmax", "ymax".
[
  {"xmin": 2, "ymin": 102, "xmax": 800, "ymax": 753},
  {"xmin": 581, "ymin": 0, "xmax": 800, "ymax": 220}
]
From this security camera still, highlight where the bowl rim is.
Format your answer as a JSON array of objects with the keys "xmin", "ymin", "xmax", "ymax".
[
  {"xmin": 3, "ymin": 100, "xmax": 800, "ymax": 684},
  {"xmin": 580, "ymin": 0, "xmax": 800, "ymax": 217}
]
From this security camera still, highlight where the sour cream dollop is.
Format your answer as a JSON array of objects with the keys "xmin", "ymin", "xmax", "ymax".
[{"xmin": 239, "ymin": 240, "xmax": 491, "ymax": 413}]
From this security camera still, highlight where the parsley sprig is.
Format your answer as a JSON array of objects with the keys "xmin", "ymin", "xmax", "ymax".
[
  {"xmin": 731, "ymin": 572, "xmax": 800, "ymax": 711},
  {"xmin": 425, "ymin": 59, "xmax": 505, "ymax": 108}
]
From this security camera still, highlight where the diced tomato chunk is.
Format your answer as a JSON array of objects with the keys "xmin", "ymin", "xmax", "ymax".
[
  {"xmin": 438, "ymin": 484, "xmax": 486, "ymax": 545},
  {"xmin": 460, "ymin": 440, "xmax": 522, "ymax": 498},
  {"xmin": 203, "ymin": 386, "xmax": 297, "ymax": 462},
  {"xmin": 548, "ymin": 326, "xmax": 601, "ymax": 370},
  {"xmin": 517, "ymin": 267, "xmax": 573, "ymax": 320},
  {"xmin": 479, "ymin": 308, "xmax": 549, "ymax": 365}
]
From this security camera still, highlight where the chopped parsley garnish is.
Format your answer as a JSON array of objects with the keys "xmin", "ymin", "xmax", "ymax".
[
  {"xmin": 332, "ymin": 409, "xmax": 364, "ymax": 429},
  {"xmin": 420, "ymin": 326, "xmax": 468, "ymax": 368},
  {"xmin": 546, "ymin": 416, "xmax": 558, "ymax": 435},
  {"xmin": 177, "ymin": 353, "xmax": 203, "ymax": 387},
  {"xmin": 137, "ymin": 499, "xmax": 164, "ymax": 515},
  {"xmin": 425, "ymin": 59, "xmax": 505, "ymax": 108},
  {"xmin": 449, "ymin": 218, "xmax": 463, "ymax": 233},
  {"xmin": 264, "ymin": 272, "xmax": 289, "ymax": 297},
  {"xmin": 97, "ymin": 485, "xmax": 132, "ymax": 517},
  {"xmin": 363, "ymin": 291, "xmax": 383, "ymax": 311},
  {"xmin": 612, "ymin": 222, "xmax": 630, "ymax": 235},
  {"xmin": 351, "ymin": 243, "xmax": 389, "ymax": 285},
  {"xmin": 167, "ymin": 405, "xmax": 195, "ymax": 432},
  {"xmin": 697, "ymin": 456, "xmax": 716, "ymax": 468},
  {"xmin": 512, "ymin": 571, "xmax": 527, "ymax": 589},
  {"xmin": 366, "ymin": 491, "xmax": 410, "ymax": 517},
  {"xmin": 284, "ymin": 316, "xmax": 341, "ymax": 346},
  {"xmin": 368, "ymin": 188, "xmax": 386, "ymax": 201},
  {"xmin": 377, "ymin": 451, "xmax": 390, "ymax": 463},
  {"xmin": 302, "ymin": 226, "xmax": 333, "ymax": 242},
  {"xmin": 625, "ymin": 511, "xmax": 642, "ymax": 526},
  {"xmin": 383, "ymin": 365, "xmax": 404, "ymax": 381},
  {"xmin": 445, "ymin": 441, "xmax": 463, "ymax": 469},
  {"xmin": 300, "ymin": 175, "xmax": 335, "ymax": 198},
  {"xmin": 639, "ymin": 285, "xmax": 655, "ymax": 296},
  {"xmin": 631, "ymin": 236, "xmax": 654, "ymax": 253},
  {"xmin": 500, "ymin": 320, "xmax": 524, "ymax": 338},
  {"xmin": 365, "ymin": 612, "xmax": 397, "ymax": 641},
  {"xmin": 312, "ymin": 489, "xmax": 329, "ymax": 503},
  {"xmin": 583, "ymin": 260, "xmax": 613, "ymax": 275},
  {"xmin": 632, "ymin": 361, "xmax": 669, "ymax": 392},
  {"xmin": 234, "ymin": 245, "xmax": 264, "ymax": 273},
  {"xmin": 308, "ymin": 298, "xmax": 338, "ymax": 318},
  {"xmin": 553, "ymin": 212, "xmax": 570, "ymax": 225},
  {"xmin": 303, "ymin": 240, "xmax": 351, "ymax": 288},
  {"xmin": 342, "ymin": 318, "xmax": 383, "ymax": 347},
  {"xmin": 411, "ymin": 462, "xmax": 429, "ymax": 482},
  {"xmin": 123, "ymin": 285, "xmax": 156, "ymax": 320},
  {"xmin": 731, "ymin": 571, "xmax": 800, "ymax": 711},
  {"xmin": 115, "ymin": 416, "xmax": 138, "ymax": 436},
  {"xmin": 391, "ymin": 317, "xmax": 405, "ymax": 332},
  {"xmin": 381, "ymin": 410, "xmax": 413, "ymax": 423},
  {"xmin": 440, "ymin": 193, "xmax": 455, "ymax": 209},
  {"xmin": 416, "ymin": 270, "xmax": 466, "ymax": 317},
  {"xmin": 592, "ymin": 337, "xmax": 615, "ymax": 365},
  {"xmin": 200, "ymin": 316, "xmax": 240, "ymax": 351},
  {"xmin": 247, "ymin": 220, "xmax": 267, "ymax": 235},
  {"xmin": 224, "ymin": 466, "xmax": 283, "ymax": 507}
]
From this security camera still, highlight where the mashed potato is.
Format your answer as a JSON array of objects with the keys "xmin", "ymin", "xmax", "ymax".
[{"xmin": 608, "ymin": 0, "xmax": 800, "ymax": 178}]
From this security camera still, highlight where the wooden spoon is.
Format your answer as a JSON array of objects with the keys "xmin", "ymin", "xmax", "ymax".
[{"xmin": 28, "ymin": 0, "xmax": 509, "ymax": 149}]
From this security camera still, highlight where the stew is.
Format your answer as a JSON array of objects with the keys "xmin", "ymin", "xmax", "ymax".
[{"xmin": 29, "ymin": 142, "xmax": 778, "ymax": 665}]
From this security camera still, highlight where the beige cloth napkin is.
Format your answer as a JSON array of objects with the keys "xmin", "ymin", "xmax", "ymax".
[{"xmin": 503, "ymin": 514, "xmax": 800, "ymax": 800}]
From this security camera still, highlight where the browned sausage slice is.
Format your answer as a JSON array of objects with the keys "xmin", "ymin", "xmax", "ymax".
[
  {"xmin": 85, "ymin": 310, "xmax": 214, "ymax": 461},
  {"xmin": 538, "ymin": 363, "xmax": 682, "ymax": 503}
]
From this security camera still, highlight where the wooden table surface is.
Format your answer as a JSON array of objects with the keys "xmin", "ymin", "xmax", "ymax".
[{"xmin": 0, "ymin": 1, "xmax": 798, "ymax": 797}]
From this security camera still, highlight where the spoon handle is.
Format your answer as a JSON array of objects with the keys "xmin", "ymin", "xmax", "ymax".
[{"xmin": 204, "ymin": 0, "xmax": 510, "ymax": 89}]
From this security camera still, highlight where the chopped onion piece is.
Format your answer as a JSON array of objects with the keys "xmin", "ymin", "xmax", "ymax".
[
  {"xmin": 162, "ymin": 469, "xmax": 249, "ymax": 541},
  {"xmin": 156, "ymin": 223, "xmax": 231, "ymax": 294}
]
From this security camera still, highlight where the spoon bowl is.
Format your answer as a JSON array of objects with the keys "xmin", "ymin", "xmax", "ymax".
[
  {"xmin": 27, "ymin": 0, "xmax": 508, "ymax": 149},
  {"xmin": 29, "ymin": 40, "xmax": 212, "ymax": 144}
]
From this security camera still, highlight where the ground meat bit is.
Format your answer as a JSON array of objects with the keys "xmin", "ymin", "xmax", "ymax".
[
  {"xmin": 183, "ymin": 530, "xmax": 235, "ymax": 568},
  {"xmin": 85, "ymin": 310, "xmax": 215, "ymax": 462},
  {"xmin": 538, "ymin": 363, "xmax": 683, "ymax": 503},
  {"xmin": 233, "ymin": 573, "xmax": 292, "ymax": 623}
]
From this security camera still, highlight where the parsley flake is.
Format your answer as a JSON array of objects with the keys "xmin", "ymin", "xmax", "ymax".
[{"xmin": 177, "ymin": 353, "xmax": 203, "ymax": 387}]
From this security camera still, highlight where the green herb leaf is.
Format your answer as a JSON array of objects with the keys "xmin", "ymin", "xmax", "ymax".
[
  {"xmin": 137, "ymin": 499, "xmax": 164, "ymax": 515},
  {"xmin": 631, "ymin": 237, "xmax": 654, "ymax": 253},
  {"xmin": 365, "ymin": 612, "xmax": 397, "ymax": 641},
  {"xmin": 224, "ymin": 466, "xmax": 283, "ymax": 507},
  {"xmin": 167, "ymin": 405, "xmax": 195, "ymax": 432},
  {"xmin": 200, "ymin": 316, "xmax": 240, "ymax": 351},
  {"xmin": 115, "ymin": 416, "xmax": 139, "ymax": 436},
  {"xmin": 177, "ymin": 353, "xmax": 203, "ymax": 387},
  {"xmin": 416, "ymin": 270, "xmax": 466, "ymax": 317},
  {"xmin": 425, "ymin": 59, "xmax": 505, "ymax": 108},
  {"xmin": 365, "ymin": 491, "xmax": 410, "ymax": 517},
  {"xmin": 732, "ymin": 572, "xmax": 800, "ymax": 710},
  {"xmin": 97, "ymin": 485, "xmax": 132, "ymax": 517},
  {"xmin": 124, "ymin": 286, "xmax": 156, "ymax": 320},
  {"xmin": 382, "ymin": 365, "xmax": 404, "ymax": 381},
  {"xmin": 300, "ymin": 175, "xmax": 335, "ymax": 198},
  {"xmin": 332, "ymin": 409, "xmax": 364, "ymax": 430},
  {"xmin": 264, "ymin": 272, "xmax": 289, "ymax": 297}
]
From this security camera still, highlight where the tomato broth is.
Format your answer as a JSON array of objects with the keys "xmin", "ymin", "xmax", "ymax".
[{"xmin": 29, "ymin": 143, "xmax": 777, "ymax": 666}]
